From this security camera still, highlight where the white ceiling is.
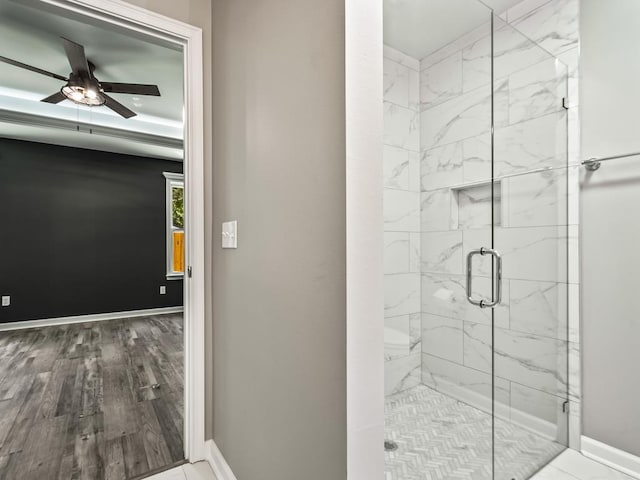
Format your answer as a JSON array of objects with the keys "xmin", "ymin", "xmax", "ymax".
[
  {"xmin": 0, "ymin": 0, "xmax": 184, "ymax": 160},
  {"xmin": 384, "ymin": 0, "xmax": 525, "ymax": 59}
]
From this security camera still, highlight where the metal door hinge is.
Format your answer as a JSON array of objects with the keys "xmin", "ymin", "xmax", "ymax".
[
  {"xmin": 562, "ymin": 97, "xmax": 569, "ymax": 110},
  {"xmin": 187, "ymin": 266, "xmax": 192, "ymax": 278},
  {"xmin": 562, "ymin": 400, "xmax": 570, "ymax": 413}
]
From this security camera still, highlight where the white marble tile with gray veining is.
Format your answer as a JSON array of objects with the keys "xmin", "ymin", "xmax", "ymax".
[
  {"xmin": 461, "ymin": 22, "xmax": 550, "ymax": 93},
  {"xmin": 385, "ymin": 272, "xmax": 421, "ymax": 318},
  {"xmin": 408, "ymin": 67, "xmax": 420, "ymax": 112},
  {"xmin": 495, "ymin": 226, "xmax": 569, "ymax": 282},
  {"xmin": 494, "ymin": 111, "xmax": 567, "ymax": 177},
  {"xmin": 420, "ymin": 86, "xmax": 491, "ymax": 150},
  {"xmin": 462, "ymin": 133, "xmax": 491, "ymax": 184},
  {"xmin": 510, "ymin": 382, "xmax": 565, "ymax": 426},
  {"xmin": 457, "ymin": 183, "xmax": 495, "ymax": 229},
  {"xmin": 385, "ymin": 352, "xmax": 421, "ymax": 396},
  {"xmin": 421, "ymin": 141, "xmax": 464, "ymax": 191},
  {"xmin": 510, "ymin": 0, "xmax": 579, "ymax": 58},
  {"xmin": 420, "ymin": 189, "xmax": 453, "ymax": 232},
  {"xmin": 422, "ymin": 313, "xmax": 464, "ymax": 363},
  {"xmin": 383, "ymin": 146, "xmax": 420, "ymax": 192},
  {"xmin": 505, "ymin": 0, "xmax": 553, "ymax": 24},
  {"xmin": 509, "ymin": 58, "xmax": 567, "ymax": 124},
  {"xmin": 421, "ymin": 231, "xmax": 463, "ymax": 274},
  {"xmin": 461, "ymin": 34, "xmax": 491, "ymax": 93},
  {"xmin": 409, "ymin": 312, "xmax": 421, "ymax": 353},
  {"xmin": 568, "ymin": 224, "xmax": 579, "ymax": 284},
  {"xmin": 384, "ymin": 101, "xmax": 420, "ymax": 151},
  {"xmin": 385, "ymin": 314, "xmax": 410, "ymax": 361},
  {"xmin": 384, "ymin": 57, "xmax": 410, "ymax": 108},
  {"xmin": 420, "ymin": 52, "xmax": 463, "ymax": 110},
  {"xmin": 495, "ymin": 328, "xmax": 568, "ymax": 397},
  {"xmin": 494, "ymin": 20, "xmax": 555, "ymax": 81},
  {"xmin": 384, "ymin": 232, "xmax": 410, "ymax": 274},
  {"xmin": 494, "ymin": 78, "xmax": 511, "ymax": 128},
  {"xmin": 568, "ymin": 283, "xmax": 579, "ymax": 343},
  {"xmin": 384, "ymin": 44, "xmax": 420, "ymax": 71},
  {"xmin": 409, "ymin": 232, "xmax": 421, "ymax": 273},
  {"xmin": 465, "ymin": 323, "xmax": 568, "ymax": 396},
  {"xmin": 509, "ymin": 279, "xmax": 568, "ymax": 340},
  {"xmin": 407, "ymin": 151, "xmax": 421, "ymax": 191},
  {"xmin": 383, "ymin": 145, "xmax": 410, "ymax": 190},
  {"xmin": 422, "ymin": 353, "xmax": 511, "ymax": 407},
  {"xmin": 463, "ymin": 322, "xmax": 493, "ymax": 373},
  {"xmin": 462, "ymin": 227, "xmax": 493, "ymax": 277},
  {"xmin": 384, "ymin": 188, "xmax": 420, "ymax": 232},
  {"xmin": 420, "ymin": 21, "xmax": 490, "ymax": 71},
  {"xmin": 421, "ymin": 273, "xmax": 509, "ymax": 328},
  {"xmin": 503, "ymin": 168, "xmax": 568, "ymax": 228}
]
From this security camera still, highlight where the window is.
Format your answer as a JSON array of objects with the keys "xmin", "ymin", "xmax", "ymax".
[{"xmin": 163, "ymin": 172, "xmax": 184, "ymax": 279}]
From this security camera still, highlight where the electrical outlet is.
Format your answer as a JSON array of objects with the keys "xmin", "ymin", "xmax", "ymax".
[
  {"xmin": 1, "ymin": 296, "xmax": 10, "ymax": 307},
  {"xmin": 159, "ymin": 286, "xmax": 166, "ymax": 295}
]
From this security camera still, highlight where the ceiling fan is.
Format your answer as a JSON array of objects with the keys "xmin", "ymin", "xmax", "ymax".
[{"xmin": 0, "ymin": 37, "xmax": 160, "ymax": 119}]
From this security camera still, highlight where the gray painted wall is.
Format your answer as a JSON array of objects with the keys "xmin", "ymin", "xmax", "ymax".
[
  {"xmin": 581, "ymin": 0, "xmax": 640, "ymax": 457},
  {"xmin": 211, "ymin": 1, "xmax": 347, "ymax": 479},
  {"xmin": 123, "ymin": 4, "xmax": 348, "ymax": 478}
]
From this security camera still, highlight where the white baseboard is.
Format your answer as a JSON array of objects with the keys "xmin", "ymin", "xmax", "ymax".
[
  {"xmin": 205, "ymin": 440, "xmax": 238, "ymax": 480},
  {"xmin": 0, "ymin": 306, "xmax": 184, "ymax": 331},
  {"xmin": 582, "ymin": 436, "xmax": 640, "ymax": 479}
]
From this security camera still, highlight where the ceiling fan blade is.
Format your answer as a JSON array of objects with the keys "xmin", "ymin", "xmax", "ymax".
[
  {"xmin": 62, "ymin": 37, "xmax": 90, "ymax": 75},
  {"xmin": 103, "ymin": 93, "xmax": 136, "ymax": 119},
  {"xmin": 100, "ymin": 82, "xmax": 160, "ymax": 96},
  {"xmin": 0, "ymin": 55, "xmax": 67, "ymax": 81},
  {"xmin": 41, "ymin": 91, "xmax": 66, "ymax": 104}
]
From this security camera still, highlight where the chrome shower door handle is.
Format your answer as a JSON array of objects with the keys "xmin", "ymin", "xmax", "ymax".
[{"xmin": 466, "ymin": 247, "xmax": 502, "ymax": 308}]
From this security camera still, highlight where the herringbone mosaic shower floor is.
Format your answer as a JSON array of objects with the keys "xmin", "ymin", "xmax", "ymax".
[{"xmin": 385, "ymin": 385, "xmax": 565, "ymax": 480}]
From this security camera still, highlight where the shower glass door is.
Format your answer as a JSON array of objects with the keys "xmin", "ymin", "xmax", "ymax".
[
  {"xmin": 383, "ymin": 1, "xmax": 569, "ymax": 478},
  {"xmin": 488, "ymin": 13, "xmax": 570, "ymax": 480}
]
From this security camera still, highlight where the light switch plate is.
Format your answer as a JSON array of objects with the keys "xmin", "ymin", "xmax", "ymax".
[
  {"xmin": 1, "ymin": 296, "xmax": 10, "ymax": 307},
  {"xmin": 222, "ymin": 221, "xmax": 238, "ymax": 249},
  {"xmin": 160, "ymin": 286, "xmax": 166, "ymax": 295}
]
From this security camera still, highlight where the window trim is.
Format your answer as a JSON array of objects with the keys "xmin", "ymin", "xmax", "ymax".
[{"xmin": 164, "ymin": 171, "xmax": 185, "ymax": 280}]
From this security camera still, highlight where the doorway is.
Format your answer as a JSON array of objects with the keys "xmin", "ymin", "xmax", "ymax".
[{"xmin": 0, "ymin": 0, "xmax": 206, "ymax": 477}]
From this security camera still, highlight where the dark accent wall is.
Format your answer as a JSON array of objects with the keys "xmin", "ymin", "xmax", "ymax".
[{"xmin": 0, "ymin": 137, "xmax": 183, "ymax": 323}]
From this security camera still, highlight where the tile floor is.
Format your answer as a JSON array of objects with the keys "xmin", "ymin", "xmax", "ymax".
[
  {"xmin": 385, "ymin": 385, "xmax": 565, "ymax": 479},
  {"xmin": 148, "ymin": 461, "xmax": 215, "ymax": 480},
  {"xmin": 386, "ymin": 385, "xmax": 636, "ymax": 480},
  {"xmin": 532, "ymin": 449, "xmax": 636, "ymax": 480}
]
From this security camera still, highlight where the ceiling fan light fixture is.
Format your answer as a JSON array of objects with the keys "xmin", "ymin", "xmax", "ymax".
[{"xmin": 61, "ymin": 84, "xmax": 106, "ymax": 106}]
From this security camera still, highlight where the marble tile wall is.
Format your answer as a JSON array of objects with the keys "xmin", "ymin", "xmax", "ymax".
[
  {"xmin": 383, "ymin": 46, "xmax": 422, "ymax": 396},
  {"xmin": 417, "ymin": 0, "xmax": 580, "ymax": 445}
]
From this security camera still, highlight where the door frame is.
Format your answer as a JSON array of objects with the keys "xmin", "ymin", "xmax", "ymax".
[
  {"xmin": 345, "ymin": 0, "xmax": 385, "ymax": 478},
  {"xmin": 36, "ymin": 0, "xmax": 207, "ymax": 462}
]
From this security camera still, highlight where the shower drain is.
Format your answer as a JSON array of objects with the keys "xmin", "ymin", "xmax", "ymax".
[{"xmin": 384, "ymin": 440, "xmax": 398, "ymax": 452}]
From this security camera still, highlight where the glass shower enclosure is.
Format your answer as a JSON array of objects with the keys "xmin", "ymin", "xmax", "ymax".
[{"xmin": 383, "ymin": 0, "xmax": 570, "ymax": 478}]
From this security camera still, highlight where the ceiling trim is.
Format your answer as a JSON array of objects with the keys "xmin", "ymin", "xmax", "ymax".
[{"xmin": 0, "ymin": 107, "xmax": 183, "ymax": 150}]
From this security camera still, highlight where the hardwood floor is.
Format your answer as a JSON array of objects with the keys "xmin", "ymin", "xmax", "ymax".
[{"xmin": 0, "ymin": 313, "xmax": 184, "ymax": 480}]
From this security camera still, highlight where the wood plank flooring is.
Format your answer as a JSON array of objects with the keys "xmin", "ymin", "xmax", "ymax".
[{"xmin": 0, "ymin": 313, "xmax": 184, "ymax": 480}]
